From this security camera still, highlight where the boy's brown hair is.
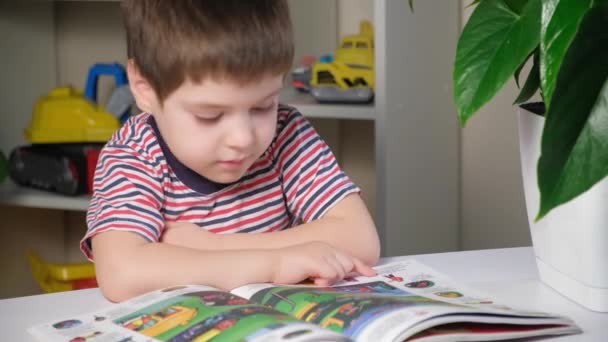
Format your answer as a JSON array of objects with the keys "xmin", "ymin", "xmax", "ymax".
[{"xmin": 121, "ymin": 0, "xmax": 294, "ymax": 102}]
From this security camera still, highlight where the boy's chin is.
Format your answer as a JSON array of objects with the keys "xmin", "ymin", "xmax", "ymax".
[{"xmin": 206, "ymin": 171, "xmax": 247, "ymax": 184}]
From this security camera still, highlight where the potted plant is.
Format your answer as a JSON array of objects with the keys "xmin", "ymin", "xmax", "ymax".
[{"xmin": 447, "ymin": 0, "xmax": 607, "ymax": 311}]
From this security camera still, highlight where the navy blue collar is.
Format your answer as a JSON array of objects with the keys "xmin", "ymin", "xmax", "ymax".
[{"xmin": 147, "ymin": 115, "xmax": 229, "ymax": 195}]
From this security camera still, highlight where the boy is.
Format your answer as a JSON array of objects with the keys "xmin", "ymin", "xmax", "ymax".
[{"xmin": 83, "ymin": 0, "xmax": 380, "ymax": 302}]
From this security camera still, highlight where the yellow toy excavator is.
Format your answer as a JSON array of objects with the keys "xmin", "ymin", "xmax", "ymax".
[
  {"xmin": 25, "ymin": 63, "xmax": 129, "ymax": 144},
  {"xmin": 25, "ymin": 86, "xmax": 120, "ymax": 143},
  {"xmin": 9, "ymin": 63, "xmax": 131, "ymax": 196}
]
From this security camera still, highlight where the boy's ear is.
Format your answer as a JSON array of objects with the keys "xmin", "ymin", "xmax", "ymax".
[{"xmin": 127, "ymin": 59, "xmax": 159, "ymax": 113}]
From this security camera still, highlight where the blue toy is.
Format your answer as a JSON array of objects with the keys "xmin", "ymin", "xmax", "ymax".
[
  {"xmin": 319, "ymin": 54, "xmax": 334, "ymax": 63},
  {"xmin": 84, "ymin": 63, "xmax": 133, "ymax": 124}
]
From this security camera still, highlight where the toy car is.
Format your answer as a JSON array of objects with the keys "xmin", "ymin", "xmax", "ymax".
[{"xmin": 291, "ymin": 55, "xmax": 316, "ymax": 92}]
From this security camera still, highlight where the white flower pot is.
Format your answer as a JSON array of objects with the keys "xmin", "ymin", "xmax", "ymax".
[{"xmin": 518, "ymin": 106, "xmax": 608, "ymax": 312}]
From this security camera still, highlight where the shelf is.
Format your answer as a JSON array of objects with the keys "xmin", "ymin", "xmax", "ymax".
[
  {"xmin": 0, "ymin": 183, "xmax": 90, "ymax": 212},
  {"xmin": 280, "ymin": 88, "xmax": 376, "ymax": 121},
  {"xmin": 0, "ymin": 90, "xmax": 375, "ymax": 214}
]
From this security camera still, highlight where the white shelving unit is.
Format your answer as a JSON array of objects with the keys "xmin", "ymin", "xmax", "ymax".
[
  {"xmin": 280, "ymin": 88, "xmax": 375, "ymax": 120},
  {"xmin": 0, "ymin": 0, "xmax": 461, "ymax": 258},
  {"xmin": 0, "ymin": 183, "xmax": 90, "ymax": 212}
]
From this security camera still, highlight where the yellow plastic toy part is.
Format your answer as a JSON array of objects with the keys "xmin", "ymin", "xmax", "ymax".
[
  {"xmin": 25, "ymin": 86, "xmax": 121, "ymax": 144},
  {"xmin": 27, "ymin": 250, "xmax": 96, "ymax": 293},
  {"xmin": 311, "ymin": 20, "xmax": 375, "ymax": 90},
  {"xmin": 312, "ymin": 61, "xmax": 375, "ymax": 89},
  {"xmin": 334, "ymin": 20, "xmax": 374, "ymax": 70}
]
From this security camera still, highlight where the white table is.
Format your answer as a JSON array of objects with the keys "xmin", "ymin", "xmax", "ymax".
[{"xmin": 1, "ymin": 247, "xmax": 606, "ymax": 341}]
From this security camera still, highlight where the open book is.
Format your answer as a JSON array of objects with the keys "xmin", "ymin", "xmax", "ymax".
[{"xmin": 28, "ymin": 259, "xmax": 581, "ymax": 342}]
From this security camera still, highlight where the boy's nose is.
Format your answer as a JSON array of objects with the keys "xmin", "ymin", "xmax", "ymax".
[{"xmin": 225, "ymin": 117, "xmax": 255, "ymax": 150}]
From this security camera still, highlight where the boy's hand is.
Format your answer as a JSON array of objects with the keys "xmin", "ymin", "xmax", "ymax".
[{"xmin": 270, "ymin": 241, "xmax": 376, "ymax": 286}]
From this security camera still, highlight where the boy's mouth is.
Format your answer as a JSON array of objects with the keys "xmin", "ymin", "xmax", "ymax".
[{"xmin": 217, "ymin": 157, "xmax": 248, "ymax": 170}]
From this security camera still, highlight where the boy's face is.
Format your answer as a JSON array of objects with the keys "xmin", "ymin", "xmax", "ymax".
[{"xmin": 147, "ymin": 74, "xmax": 283, "ymax": 184}]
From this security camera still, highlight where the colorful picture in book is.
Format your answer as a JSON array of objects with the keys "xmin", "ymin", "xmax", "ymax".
[
  {"xmin": 69, "ymin": 330, "xmax": 102, "ymax": 342},
  {"xmin": 435, "ymin": 291, "xmax": 463, "ymax": 298},
  {"xmin": 250, "ymin": 281, "xmax": 456, "ymax": 338},
  {"xmin": 405, "ymin": 280, "xmax": 435, "ymax": 289},
  {"xmin": 384, "ymin": 274, "xmax": 404, "ymax": 282},
  {"xmin": 52, "ymin": 319, "xmax": 82, "ymax": 330},
  {"xmin": 113, "ymin": 291, "xmax": 305, "ymax": 341}
]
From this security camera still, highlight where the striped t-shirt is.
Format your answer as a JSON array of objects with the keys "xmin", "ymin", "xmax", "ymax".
[{"xmin": 81, "ymin": 105, "xmax": 359, "ymax": 259}]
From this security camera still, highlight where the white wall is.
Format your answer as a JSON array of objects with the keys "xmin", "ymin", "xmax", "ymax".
[
  {"xmin": 55, "ymin": 2, "xmax": 127, "ymax": 105},
  {"xmin": 338, "ymin": 0, "xmax": 374, "ymax": 36},
  {"xmin": 0, "ymin": 2, "xmax": 56, "ymax": 155}
]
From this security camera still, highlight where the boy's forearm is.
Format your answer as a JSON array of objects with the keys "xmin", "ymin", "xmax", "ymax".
[
  {"xmin": 94, "ymin": 233, "xmax": 275, "ymax": 302},
  {"xmin": 166, "ymin": 218, "xmax": 379, "ymax": 266},
  {"xmin": 216, "ymin": 195, "xmax": 380, "ymax": 266},
  {"xmin": 162, "ymin": 195, "xmax": 381, "ymax": 266},
  {"xmin": 217, "ymin": 218, "xmax": 380, "ymax": 266}
]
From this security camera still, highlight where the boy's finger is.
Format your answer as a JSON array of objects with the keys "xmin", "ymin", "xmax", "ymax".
[
  {"xmin": 314, "ymin": 277, "xmax": 332, "ymax": 286},
  {"xmin": 335, "ymin": 252, "xmax": 355, "ymax": 274},
  {"xmin": 325, "ymin": 255, "xmax": 346, "ymax": 281},
  {"xmin": 353, "ymin": 257, "xmax": 376, "ymax": 277},
  {"xmin": 315, "ymin": 261, "xmax": 339, "ymax": 282}
]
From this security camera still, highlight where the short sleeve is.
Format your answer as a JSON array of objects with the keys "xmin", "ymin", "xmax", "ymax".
[
  {"xmin": 274, "ymin": 107, "xmax": 360, "ymax": 223},
  {"xmin": 80, "ymin": 143, "xmax": 164, "ymax": 260}
]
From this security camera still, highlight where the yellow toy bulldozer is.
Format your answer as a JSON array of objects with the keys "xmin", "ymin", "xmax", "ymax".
[{"xmin": 310, "ymin": 21, "xmax": 375, "ymax": 103}]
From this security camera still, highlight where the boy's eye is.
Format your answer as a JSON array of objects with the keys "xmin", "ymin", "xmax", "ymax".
[
  {"xmin": 193, "ymin": 113, "xmax": 221, "ymax": 122},
  {"xmin": 252, "ymin": 103, "xmax": 276, "ymax": 114}
]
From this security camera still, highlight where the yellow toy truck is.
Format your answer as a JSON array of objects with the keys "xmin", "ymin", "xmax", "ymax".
[{"xmin": 310, "ymin": 21, "xmax": 374, "ymax": 103}]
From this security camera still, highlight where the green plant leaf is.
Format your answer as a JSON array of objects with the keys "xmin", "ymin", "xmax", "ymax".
[
  {"xmin": 536, "ymin": 3, "xmax": 608, "ymax": 220},
  {"xmin": 513, "ymin": 51, "xmax": 540, "ymax": 104},
  {"xmin": 454, "ymin": 0, "xmax": 541, "ymax": 127},
  {"xmin": 540, "ymin": 0, "xmax": 592, "ymax": 108},
  {"xmin": 505, "ymin": 0, "xmax": 529, "ymax": 13}
]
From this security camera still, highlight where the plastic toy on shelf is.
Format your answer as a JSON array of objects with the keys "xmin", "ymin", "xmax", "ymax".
[
  {"xmin": 9, "ymin": 63, "xmax": 131, "ymax": 196},
  {"xmin": 27, "ymin": 250, "xmax": 97, "ymax": 293},
  {"xmin": 9, "ymin": 143, "xmax": 103, "ymax": 196},
  {"xmin": 309, "ymin": 21, "xmax": 375, "ymax": 104},
  {"xmin": 85, "ymin": 63, "xmax": 135, "ymax": 124},
  {"xmin": 290, "ymin": 55, "xmax": 316, "ymax": 92},
  {"xmin": 26, "ymin": 62, "xmax": 132, "ymax": 144},
  {"xmin": 84, "ymin": 63, "xmax": 128, "ymax": 102},
  {"xmin": 25, "ymin": 86, "xmax": 120, "ymax": 144}
]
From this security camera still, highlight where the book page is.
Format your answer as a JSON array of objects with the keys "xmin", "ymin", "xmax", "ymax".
[
  {"xmin": 231, "ymin": 260, "xmax": 579, "ymax": 342},
  {"xmin": 28, "ymin": 284, "xmax": 353, "ymax": 342}
]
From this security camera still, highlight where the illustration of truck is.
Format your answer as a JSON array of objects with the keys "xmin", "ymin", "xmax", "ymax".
[{"xmin": 122, "ymin": 305, "xmax": 197, "ymax": 337}]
